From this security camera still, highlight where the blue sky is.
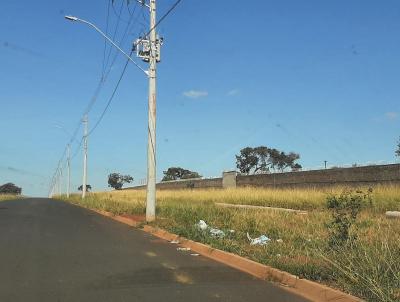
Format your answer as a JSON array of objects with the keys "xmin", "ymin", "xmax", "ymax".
[{"xmin": 1, "ymin": 0, "xmax": 399, "ymax": 196}]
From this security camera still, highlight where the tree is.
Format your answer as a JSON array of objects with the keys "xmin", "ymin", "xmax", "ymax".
[
  {"xmin": 236, "ymin": 146, "xmax": 302, "ymax": 174},
  {"xmin": 78, "ymin": 184, "xmax": 92, "ymax": 192},
  {"xmin": 253, "ymin": 146, "xmax": 271, "ymax": 173},
  {"xmin": 235, "ymin": 147, "xmax": 259, "ymax": 174},
  {"xmin": 162, "ymin": 167, "xmax": 201, "ymax": 181},
  {"xmin": 0, "ymin": 183, "xmax": 22, "ymax": 195},
  {"xmin": 283, "ymin": 152, "xmax": 301, "ymax": 172},
  {"xmin": 396, "ymin": 137, "xmax": 400, "ymax": 158},
  {"xmin": 292, "ymin": 163, "xmax": 302, "ymax": 172},
  {"xmin": 108, "ymin": 173, "xmax": 134, "ymax": 190},
  {"xmin": 267, "ymin": 148, "xmax": 282, "ymax": 172}
]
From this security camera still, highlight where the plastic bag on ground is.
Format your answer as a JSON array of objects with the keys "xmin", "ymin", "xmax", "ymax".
[
  {"xmin": 247, "ymin": 232, "xmax": 271, "ymax": 245},
  {"xmin": 196, "ymin": 220, "xmax": 208, "ymax": 231},
  {"xmin": 209, "ymin": 227, "xmax": 225, "ymax": 238},
  {"xmin": 195, "ymin": 220, "xmax": 225, "ymax": 238}
]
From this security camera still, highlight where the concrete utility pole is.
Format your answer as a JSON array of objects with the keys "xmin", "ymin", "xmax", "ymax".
[
  {"xmin": 64, "ymin": 0, "xmax": 162, "ymax": 219},
  {"xmin": 58, "ymin": 167, "xmax": 62, "ymax": 196},
  {"xmin": 82, "ymin": 114, "xmax": 88, "ymax": 199},
  {"xmin": 67, "ymin": 144, "xmax": 71, "ymax": 198},
  {"xmin": 145, "ymin": 0, "xmax": 157, "ymax": 222}
]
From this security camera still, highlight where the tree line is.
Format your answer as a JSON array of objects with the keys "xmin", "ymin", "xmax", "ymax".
[
  {"xmin": 81, "ymin": 137, "xmax": 400, "ymax": 190},
  {"xmin": 159, "ymin": 145, "xmax": 302, "ymax": 182},
  {"xmin": 235, "ymin": 146, "xmax": 301, "ymax": 174}
]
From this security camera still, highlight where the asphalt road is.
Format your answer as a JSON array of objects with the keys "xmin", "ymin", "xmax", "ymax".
[{"xmin": 0, "ymin": 198, "xmax": 309, "ymax": 302}]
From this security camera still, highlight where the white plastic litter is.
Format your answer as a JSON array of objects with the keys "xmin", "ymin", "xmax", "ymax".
[
  {"xmin": 247, "ymin": 232, "xmax": 271, "ymax": 246},
  {"xmin": 195, "ymin": 220, "xmax": 226, "ymax": 238},
  {"xmin": 196, "ymin": 220, "xmax": 208, "ymax": 231},
  {"xmin": 209, "ymin": 228, "xmax": 225, "ymax": 238},
  {"xmin": 170, "ymin": 240, "xmax": 180, "ymax": 244},
  {"xmin": 177, "ymin": 247, "xmax": 191, "ymax": 251},
  {"xmin": 190, "ymin": 253, "xmax": 200, "ymax": 256},
  {"xmin": 386, "ymin": 211, "xmax": 400, "ymax": 219},
  {"xmin": 276, "ymin": 239, "xmax": 283, "ymax": 243}
]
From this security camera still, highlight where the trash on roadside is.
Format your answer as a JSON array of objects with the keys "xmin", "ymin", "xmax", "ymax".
[
  {"xmin": 386, "ymin": 211, "xmax": 400, "ymax": 219},
  {"xmin": 190, "ymin": 253, "xmax": 200, "ymax": 256},
  {"xmin": 196, "ymin": 220, "xmax": 208, "ymax": 231},
  {"xmin": 229, "ymin": 229, "xmax": 235, "ymax": 234},
  {"xmin": 209, "ymin": 227, "xmax": 225, "ymax": 238},
  {"xmin": 170, "ymin": 240, "xmax": 180, "ymax": 244},
  {"xmin": 276, "ymin": 239, "xmax": 283, "ymax": 243},
  {"xmin": 247, "ymin": 232, "xmax": 271, "ymax": 246},
  {"xmin": 195, "ymin": 220, "xmax": 226, "ymax": 238},
  {"xmin": 177, "ymin": 247, "xmax": 191, "ymax": 251}
]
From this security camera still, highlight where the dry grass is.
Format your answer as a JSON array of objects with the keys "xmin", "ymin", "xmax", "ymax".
[
  {"xmin": 59, "ymin": 186, "xmax": 400, "ymax": 301},
  {"xmin": 0, "ymin": 194, "xmax": 21, "ymax": 201},
  {"xmin": 82, "ymin": 185, "xmax": 400, "ymax": 211}
]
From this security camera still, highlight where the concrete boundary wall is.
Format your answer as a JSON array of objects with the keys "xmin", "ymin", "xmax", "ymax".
[
  {"xmin": 237, "ymin": 164, "xmax": 400, "ymax": 188},
  {"xmin": 125, "ymin": 164, "xmax": 400, "ymax": 191},
  {"xmin": 126, "ymin": 177, "xmax": 222, "ymax": 190}
]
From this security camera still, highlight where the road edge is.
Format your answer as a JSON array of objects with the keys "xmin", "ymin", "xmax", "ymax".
[{"xmin": 81, "ymin": 205, "xmax": 363, "ymax": 302}]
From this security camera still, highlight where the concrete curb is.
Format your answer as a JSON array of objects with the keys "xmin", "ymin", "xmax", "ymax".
[
  {"xmin": 87, "ymin": 207, "xmax": 363, "ymax": 302},
  {"xmin": 91, "ymin": 209, "xmax": 143, "ymax": 227}
]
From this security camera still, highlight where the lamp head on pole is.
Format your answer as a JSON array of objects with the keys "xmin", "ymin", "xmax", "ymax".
[{"xmin": 65, "ymin": 15, "xmax": 78, "ymax": 22}]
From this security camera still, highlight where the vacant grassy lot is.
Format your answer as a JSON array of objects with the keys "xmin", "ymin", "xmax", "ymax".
[{"xmin": 59, "ymin": 186, "xmax": 400, "ymax": 302}]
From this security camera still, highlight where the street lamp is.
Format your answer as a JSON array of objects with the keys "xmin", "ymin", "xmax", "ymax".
[
  {"xmin": 65, "ymin": 16, "xmax": 78, "ymax": 21},
  {"xmin": 65, "ymin": 2, "xmax": 158, "ymax": 222},
  {"xmin": 64, "ymin": 16, "xmax": 148, "ymax": 76}
]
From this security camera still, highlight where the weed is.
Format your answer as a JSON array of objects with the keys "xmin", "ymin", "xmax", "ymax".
[{"xmin": 326, "ymin": 188, "xmax": 373, "ymax": 247}]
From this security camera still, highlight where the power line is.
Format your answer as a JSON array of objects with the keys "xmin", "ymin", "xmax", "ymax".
[
  {"xmin": 104, "ymin": 0, "xmax": 124, "ymax": 74},
  {"xmin": 83, "ymin": 77, "xmax": 106, "ymax": 116},
  {"xmin": 49, "ymin": 0, "xmax": 184, "ymax": 196},
  {"xmin": 71, "ymin": 137, "xmax": 84, "ymax": 160},
  {"xmin": 83, "ymin": 1, "xmax": 140, "ymax": 117},
  {"xmin": 48, "ymin": 144, "xmax": 69, "ymax": 196},
  {"xmin": 127, "ymin": 0, "xmax": 138, "ymax": 16},
  {"xmin": 49, "ymin": 1, "xmax": 128, "ymax": 196},
  {"xmin": 134, "ymin": 0, "xmax": 183, "ymax": 48},
  {"xmin": 88, "ymin": 0, "xmax": 184, "ymax": 136},
  {"xmin": 151, "ymin": 0, "xmax": 182, "ymax": 36},
  {"xmin": 111, "ymin": 0, "xmax": 134, "ymax": 23},
  {"xmin": 101, "ymin": 0, "xmax": 111, "ymax": 77},
  {"xmin": 88, "ymin": 51, "xmax": 132, "ymax": 136},
  {"xmin": 78, "ymin": 1, "xmax": 140, "ymax": 124},
  {"xmin": 127, "ymin": 2, "xmax": 142, "ymax": 35},
  {"xmin": 83, "ymin": 0, "xmax": 182, "ymax": 133},
  {"xmin": 103, "ymin": 3, "xmax": 138, "ymax": 77}
]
